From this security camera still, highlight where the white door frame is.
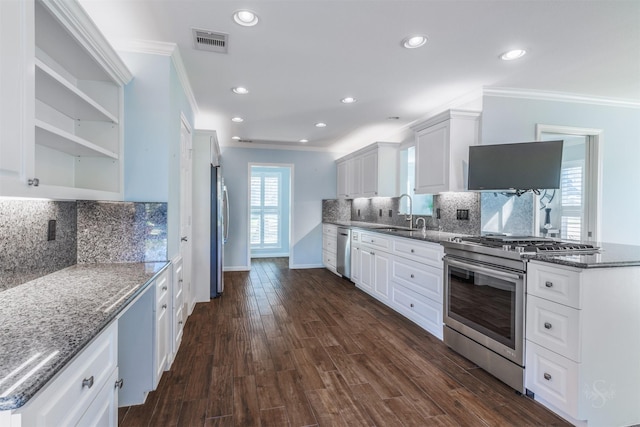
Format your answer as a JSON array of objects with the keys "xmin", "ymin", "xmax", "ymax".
[
  {"xmin": 247, "ymin": 163, "xmax": 294, "ymax": 269},
  {"xmin": 179, "ymin": 113, "xmax": 194, "ymax": 313},
  {"xmin": 535, "ymin": 124, "xmax": 603, "ymax": 241}
]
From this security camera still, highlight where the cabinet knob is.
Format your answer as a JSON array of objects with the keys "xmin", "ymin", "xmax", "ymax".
[
  {"xmin": 162, "ymin": 285, "xmax": 168, "ymax": 291},
  {"xmin": 545, "ymin": 281, "xmax": 553, "ymax": 288},
  {"xmin": 543, "ymin": 373, "xmax": 552, "ymax": 381},
  {"xmin": 410, "ymin": 249, "xmax": 415, "ymax": 253},
  {"xmin": 28, "ymin": 178, "xmax": 40, "ymax": 187},
  {"xmin": 82, "ymin": 376, "xmax": 94, "ymax": 389},
  {"xmin": 544, "ymin": 322, "xmax": 552, "ymax": 330},
  {"xmin": 410, "ymin": 303, "xmax": 414, "ymax": 308},
  {"xmin": 410, "ymin": 274, "xmax": 415, "ymax": 279},
  {"xmin": 371, "ymin": 252, "xmax": 375, "ymax": 256},
  {"xmin": 179, "ymin": 279, "xmax": 183, "ymax": 283},
  {"xmin": 178, "ymin": 320, "xmax": 183, "ymax": 325},
  {"xmin": 162, "ymin": 304, "xmax": 168, "ymax": 310},
  {"xmin": 115, "ymin": 379, "xmax": 124, "ymax": 389}
]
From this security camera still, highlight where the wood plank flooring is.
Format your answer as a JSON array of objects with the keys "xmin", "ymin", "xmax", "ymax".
[{"xmin": 118, "ymin": 258, "xmax": 570, "ymax": 427}]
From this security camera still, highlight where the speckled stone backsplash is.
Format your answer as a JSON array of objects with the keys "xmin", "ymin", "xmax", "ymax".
[
  {"xmin": 322, "ymin": 199, "xmax": 352, "ymax": 222},
  {"xmin": 0, "ymin": 200, "xmax": 77, "ymax": 291},
  {"xmin": 334, "ymin": 192, "xmax": 481, "ymax": 235},
  {"xmin": 481, "ymin": 192, "xmax": 535, "ymax": 235},
  {"xmin": 77, "ymin": 201, "xmax": 167, "ymax": 263}
]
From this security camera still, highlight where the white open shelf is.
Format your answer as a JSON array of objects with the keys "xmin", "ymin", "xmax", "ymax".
[
  {"xmin": 35, "ymin": 119, "xmax": 118, "ymax": 159},
  {"xmin": 35, "ymin": 58, "xmax": 119, "ymax": 123}
]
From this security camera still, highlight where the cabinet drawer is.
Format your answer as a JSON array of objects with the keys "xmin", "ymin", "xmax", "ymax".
[
  {"xmin": 323, "ymin": 250, "xmax": 337, "ymax": 269},
  {"xmin": 527, "ymin": 262, "xmax": 582, "ymax": 308},
  {"xmin": 526, "ymin": 295, "xmax": 581, "ymax": 362},
  {"xmin": 322, "ymin": 224, "xmax": 338, "ymax": 236},
  {"xmin": 155, "ymin": 270, "xmax": 170, "ymax": 304},
  {"xmin": 19, "ymin": 322, "xmax": 118, "ymax": 427},
  {"xmin": 526, "ymin": 340, "xmax": 580, "ymax": 419},
  {"xmin": 390, "ymin": 256, "xmax": 442, "ymax": 301},
  {"xmin": 322, "ymin": 235, "xmax": 337, "ymax": 254},
  {"xmin": 360, "ymin": 232, "xmax": 390, "ymax": 250},
  {"xmin": 391, "ymin": 283, "xmax": 443, "ymax": 340},
  {"xmin": 392, "ymin": 238, "xmax": 443, "ymax": 267}
]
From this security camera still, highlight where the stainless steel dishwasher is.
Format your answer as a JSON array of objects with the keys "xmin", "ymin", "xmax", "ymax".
[{"xmin": 336, "ymin": 226, "xmax": 351, "ymax": 279}]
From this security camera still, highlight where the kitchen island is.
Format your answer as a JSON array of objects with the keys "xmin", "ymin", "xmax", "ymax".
[{"xmin": 0, "ymin": 262, "xmax": 168, "ymax": 414}]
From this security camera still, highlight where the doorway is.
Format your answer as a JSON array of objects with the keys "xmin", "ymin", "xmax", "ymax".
[
  {"xmin": 248, "ymin": 164, "xmax": 292, "ymax": 263},
  {"xmin": 536, "ymin": 124, "xmax": 602, "ymax": 241}
]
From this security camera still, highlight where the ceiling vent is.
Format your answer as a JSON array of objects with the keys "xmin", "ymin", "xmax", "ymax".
[{"xmin": 192, "ymin": 29, "xmax": 228, "ymax": 53}]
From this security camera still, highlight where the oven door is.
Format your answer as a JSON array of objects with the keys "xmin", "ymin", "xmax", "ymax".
[{"xmin": 443, "ymin": 256, "xmax": 525, "ymax": 366}]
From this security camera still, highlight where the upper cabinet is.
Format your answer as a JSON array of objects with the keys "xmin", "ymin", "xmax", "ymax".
[
  {"xmin": 0, "ymin": 0, "xmax": 132, "ymax": 200},
  {"xmin": 413, "ymin": 110, "xmax": 480, "ymax": 194},
  {"xmin": 336, "ymin": 142, "xmax": 398, "ymax": 199}
]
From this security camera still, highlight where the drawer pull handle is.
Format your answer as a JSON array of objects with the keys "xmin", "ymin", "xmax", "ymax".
[
  {"xmin": 82, "ymin": 376, "xmax": 94, "ymax": 389},
  {"xmin": 544, "ymin": 322, "xmax": 552, "ymax": 330},
  {"xmin": 162, "ymin": 304, "xmax": 168, "ymax": 310},
  {"xmin": 162, "ymin": 286, "xmax": 168, "ymax": 291},
  {"xmin": 410, "ymin": 274, "xmax": 415, "ymax": 278},
  {"xmin": 545, "ymin": 281, "xmax": 553, "ymax": 288},
  {"xmin": 543, "ymin": 373, "xmax": 552, "ymax": 381},
  {"xmin": 178, "ymin": 320, "xmax": 183, "ymax": 325},
  {"xmin": 115, "ymin": 379, "xmax": 124, "ymax": 389},
  {"xmin": 410, "ymin": 303, "xmax": 414, "ymax": 308}
]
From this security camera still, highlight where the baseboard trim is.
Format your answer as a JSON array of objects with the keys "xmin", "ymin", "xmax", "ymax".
[
  {"xmin": 223, "ymin": 266, "xmax": 250, "ymax": 272},
  {"xmin": 290, "ymin": 263, "xmax": 324, "ymax": 269}
]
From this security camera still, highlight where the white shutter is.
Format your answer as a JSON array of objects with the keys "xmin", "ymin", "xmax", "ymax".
[
  {"xmin": 560, "ymin": 162, "xmax": 584, "ymax": 241},
  {"xmin": 250, "ymin": 169, "xmax": 282, "ymax": 249}
]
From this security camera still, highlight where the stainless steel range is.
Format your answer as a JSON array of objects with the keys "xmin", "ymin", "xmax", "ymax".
[{"xmin": 441, "ymin": 235, "xmax": 598, "ymax": 393}]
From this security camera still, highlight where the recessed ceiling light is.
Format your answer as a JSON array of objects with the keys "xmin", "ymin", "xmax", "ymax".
[
  {"xmin": 341, "ymin": 97, "xmax": 357, "ymax": 104},
  {"xmin": 233, "ymin": 9, "xmax": 259, "ymax": 27},
  {"xmin": 402, "ymin": 35, "xmax": 427, "ymax": 49},
  {"xmin": 231, "ymin": 136, "xmax": 241, "ymax": 140},
  {"xmin": 315, "ymin": 122, "xmax": 327, "ymax": 128},
  {"xmin": 299, "ymin": 139, "xmax": 308, "ymax": 143},
  {"xmin": 231, "ymin": 117, "xmax": 244, "ymax": 123},
  {"xmin": 232, "ymin": 86, "xmax": 249, "ymax": 95},
  {"xmin": 500, "ymin": 49, "xmax": 527, "ymax": 60}
]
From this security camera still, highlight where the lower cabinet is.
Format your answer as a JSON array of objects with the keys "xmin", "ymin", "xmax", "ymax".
[
  {"xmin": 154, "ymin": 269, "xmax": 170, "ymax": 387},
  {"xmin": 322, "ymin": 224, "xmax": 339, "ymax": 275},
  {"xmin": 352, "ymin": 228, "xmax": 444, "ymax": 339},
  {"xmin": 8, "ymin": 322, "xmax": 119, "ymax": 427},
  {"xmin": 171, "ymin": 257, "xmax": 185, "ymax": 366}
]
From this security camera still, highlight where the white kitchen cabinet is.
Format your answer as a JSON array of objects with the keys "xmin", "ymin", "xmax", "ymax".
[
  {"xmin": 413, "ymin": 109, "xmax": 480, "ymax": 194},
  {"xmin": 154, "ymin": 268, "xmax": 170, "ymax": 386},
  {"xmin": 357, "ymin": 232, "xmax": 392, "ymax": 303},
  {"xmin": 8, "ymin": 322, "xmax": 119, "ymax": 427},
  {"xmin": 170, "ymin": 257, "xmax": 185, "ymax": 367},
  {"xmin": 322, "ymin": 224, "xmax": 339, "ymax": 275},
  {"xmin": 525, "ymin": 261, "xmax": 640, "ymax": 427},
  {"xmin": 335, "ymin": 142, "xmax": 398, "ymax": 199},
  {"xmin": 0, "ymin": 0, "xmax": 131, "ymax": 200}
]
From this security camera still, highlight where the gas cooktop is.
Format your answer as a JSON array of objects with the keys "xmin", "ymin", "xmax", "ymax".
[{"xmin": 444, "ymin": 235, "xmax": 599, "ymax": 258}]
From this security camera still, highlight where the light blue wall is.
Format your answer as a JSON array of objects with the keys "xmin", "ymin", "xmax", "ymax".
[
  {"xmin": 481, "ymin": 95, "xmax": 640, "ymax": 245},
  {"xmin": 122, "ymin": 52, "xmax": 194, "ymax": 259},
  {"xmin": 220, "ymin": 147, "xmax": 336, "ymax": 269}
]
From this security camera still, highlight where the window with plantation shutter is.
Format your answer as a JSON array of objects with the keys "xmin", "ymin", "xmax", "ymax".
[
  {"xmin": 560, "ymin": 161, "xmax": 584, "ymax": 241},
  {"xmin": 251, "ymin": 170, "xmax": 282, "ymax": 248}
]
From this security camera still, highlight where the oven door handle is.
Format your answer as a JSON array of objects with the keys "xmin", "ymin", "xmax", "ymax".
[{"xmin": 445, "ymin": 257, "xmax": 524, "ymax": 281}]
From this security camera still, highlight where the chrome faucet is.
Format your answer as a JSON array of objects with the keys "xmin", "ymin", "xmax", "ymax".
[
  {"xmin": 416, "ymin": 217, "xmax": 426, "ymax": 232},
  {"xmin": 398, "ymin": 193, "xmax": 413, "ymax": 229}
]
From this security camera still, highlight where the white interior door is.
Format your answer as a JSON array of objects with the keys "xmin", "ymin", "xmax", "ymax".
[{"xmin": 179, "ymin": 116, "xmax": 194, "ymax": 314}]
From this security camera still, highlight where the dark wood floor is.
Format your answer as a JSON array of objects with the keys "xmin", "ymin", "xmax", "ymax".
[{"xmin": 118, "ymin": 258, "xmax": 570, "ymax": 427}]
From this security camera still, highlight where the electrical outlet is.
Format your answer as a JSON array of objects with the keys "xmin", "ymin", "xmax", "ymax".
[
  {"xmin": 357, "ymin": 209, "xmax": 361, "ymax": 217},
  {"xmin": 47, "ymin": 220, "xmax": 56, "ymax": 241},
  {"xmin": 379, "ymin": 209, "xmax": 382, "ymax": 217},
  {"xmin": 388, "ymin": 209, "xmax": 393, "ymax": 217},
  {"xmin": 456, "ymin": 209, "xmax": 469, "ymax": 220},
  {"xmin": 436, "ymin": 208, "xmax": 441, "ymax": 219}
]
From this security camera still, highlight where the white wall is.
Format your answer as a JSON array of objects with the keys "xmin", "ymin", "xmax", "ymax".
[
  {"xmin": 481, "ymin": 94, "xmax": 640, "ymax": 245},
  {"xmin": 220, "ymin": 147, "xmax": 336, "ymax": 270},
  {"xmin": 121, "ymin": 52, "xmax": 194, "ymax": 259}
]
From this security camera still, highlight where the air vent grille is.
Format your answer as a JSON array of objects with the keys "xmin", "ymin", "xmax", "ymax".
[{"xmin": 192, "ymin": 29, "xmax": 228, "ymax": 53}]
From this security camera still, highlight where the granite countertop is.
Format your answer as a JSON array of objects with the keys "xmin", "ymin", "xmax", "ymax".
[
  {"xmin": 0, "ymin": 262, "xmax": 169, "ymax": 411},
  {"xmin": 325, "ymin": 220, "xmax": 464, "ymax": 244},
  {"xmin": 324, "ymin": 221, "xmax": 640, "ymax": 268}
]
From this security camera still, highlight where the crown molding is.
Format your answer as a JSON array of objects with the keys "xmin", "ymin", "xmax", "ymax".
[
  {"xmin": 42, "ymin": 0, "xmax": 133, "ymax": 85},
  {"xmin": 484, "ymin": 87, "xmax": 640, "ymax": 109},
  {"xmin": 221, "ymin": 141, "xmax": 339, "ymax": 153},
  {"xmin": 114, "ymin": 39, "xmax": 199, "ymax": 116}
]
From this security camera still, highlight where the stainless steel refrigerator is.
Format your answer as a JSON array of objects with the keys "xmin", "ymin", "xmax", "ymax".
[{"xmin": 211, "ymin": 164, "xmax": 228, "ymax": 298}]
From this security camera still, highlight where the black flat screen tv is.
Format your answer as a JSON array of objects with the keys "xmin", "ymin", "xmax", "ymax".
[{"xmin": 468, "ymin": 140, "xmax": 564, "ymax": 191}]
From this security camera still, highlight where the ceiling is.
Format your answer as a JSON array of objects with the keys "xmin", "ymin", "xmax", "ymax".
[{"xmin": 79, "ymin": 0, "xmax": 640, "ymax": 154}]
